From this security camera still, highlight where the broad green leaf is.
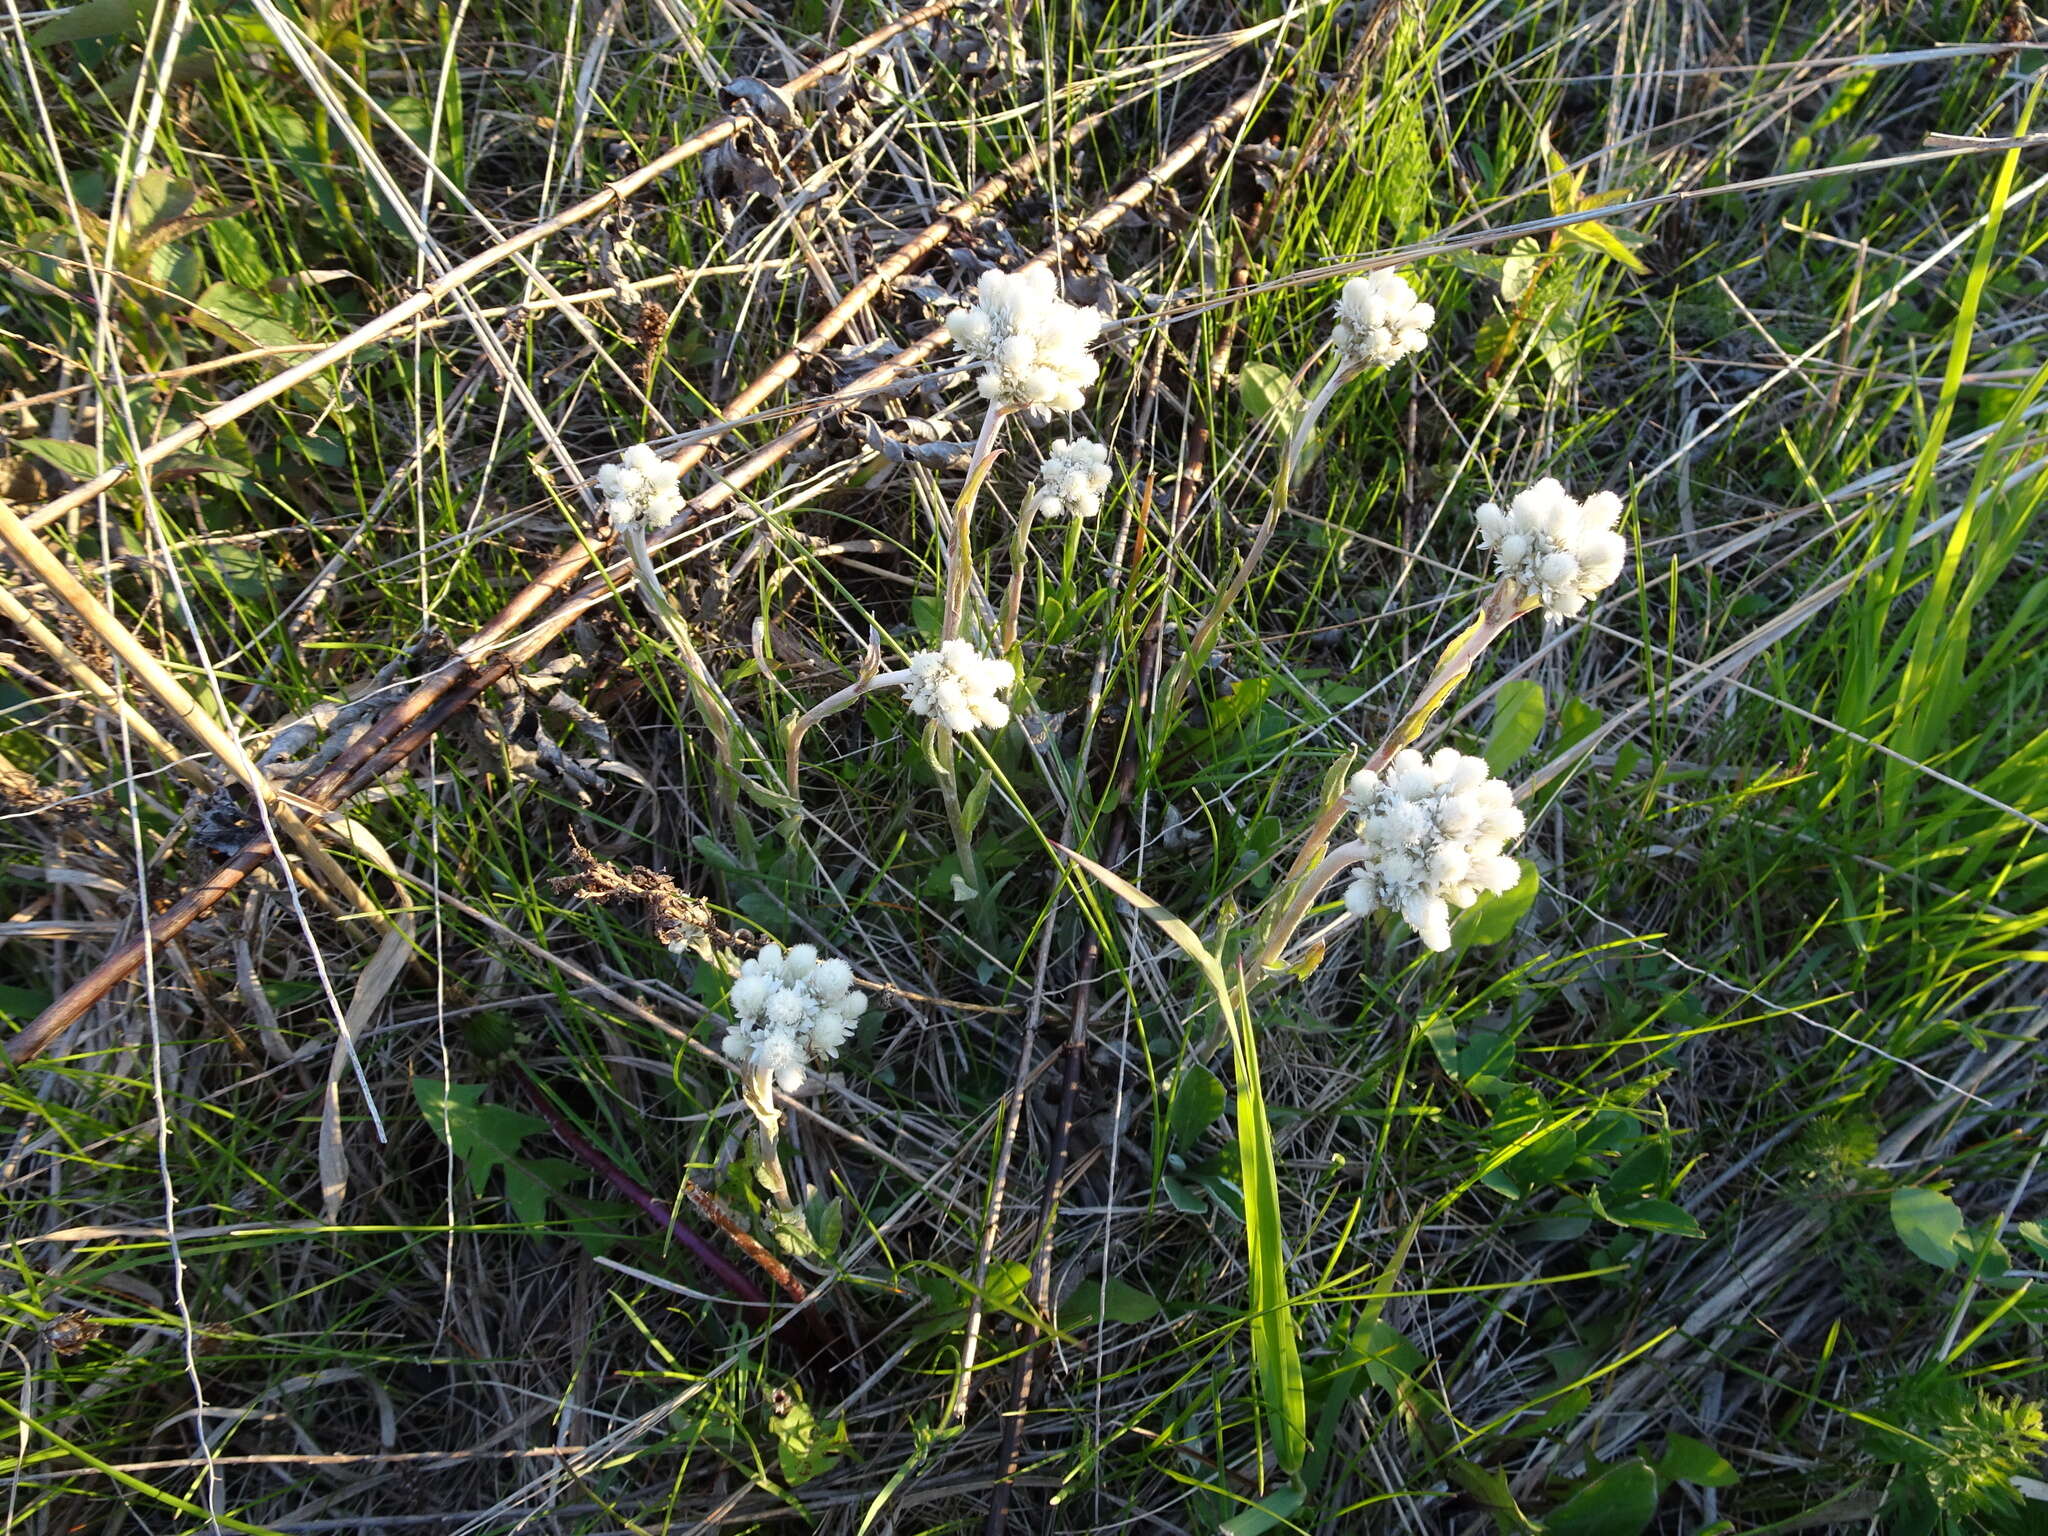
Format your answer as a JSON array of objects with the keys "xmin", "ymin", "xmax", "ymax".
[
  {"xmin": 769, "ymin": 1396, "xmax": 849, "ymax": 1486},
  {"xmin": 1657, "ymin": 1433, "xmax": 1739, "ymax": 1489},
  {"xmin": 1166, "ymin": 1064, "xmax": 1227, "ymax": 1150},
  {"xmin": 1452, "ymin": 858, "xmax": 1540, "ymax": 948},
  {"xmin": 411, "ymin": 1081, "xmax": 547, "ymax": 1198},
  {"xmin": 1499, "ymin": 237, "xmax": 1542, "ymax": 302},
  {"xmin": 1483, "ymin": 680, "xmax": 1546, "ymax": 772},
  {"xmin": 1546, "ymin": 1459, "xmax": 1660, "ymax": 1536},
  {"xmin": 1240, "ymin": 360, "xmax": 1322, "ymax": 471},
  {"xmin": 1446, "ymin": 1458, "xmax": 1540, "ymax": 1533},
  {"xmin": 1559, "ymin": 218, "xmax": 1650, "ymax": 273},
  {"xmin": 1891, "ymin": 1186, "xmax": 1967, "ymax": 1270},
  {"xmin": 1603, "ymin": 1140, "xmax": 1669, "ymax": 1201},
  {"xmin": 31, "ymin": 0, "xmax": 150, "ymax": 46},
  {"xmin": 1055, "ymin": 844, "xmax": 1305, "ymax": 1471},
  {"xmin": 1591, "ymin": 1192, "xmax": 1705, "ymax": 1240},
  {"xmin": 190, "ymin": 281, "xmax": 304, "ymax": 351},
  {"xmin": 1218, "ymin": 1483, "xmax": 1305, "ymax": 1536}
]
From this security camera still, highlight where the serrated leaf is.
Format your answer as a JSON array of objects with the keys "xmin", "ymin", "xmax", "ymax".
[
  {"xmin": 1657, "ymin": 1433, "xmax": 1738, "ymax": 1489},
  {"xmin": 1892, "ymin": 1186, "xmax": 1967, "ymax": 1270},
  {"xmin": 1483, "ymin": 680, "xmax": 1545, "ymax": 773}
]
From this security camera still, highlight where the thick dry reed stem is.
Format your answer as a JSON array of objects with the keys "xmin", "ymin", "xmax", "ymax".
[{"xmin": 7, "ymin": 78, "xmax": 1263, "ymax": 1069}]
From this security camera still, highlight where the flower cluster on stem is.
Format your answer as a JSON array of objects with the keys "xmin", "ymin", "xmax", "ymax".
[
  {"xmin": 946, "ymin": 267, "xmax": 1105, "ymax": 417},
  {"xmin": 1475, "ymin": 478, "xmax": 1627, "ymax": 622},
  {"xmin": 1338, "ymin": 748, "xmax": 1525, "ymax": 951},
  {"xmin": 1330, "ymin": 270, "xmax": 1435, "ymax": 372},
  {"xmin": 723, "ymin": 942, "xmax": 868, "ymax": 1095},
  {"xmin": 598, "ymin": 443, "xmax": 686, "ymax": 534},
  {"xmin": 1027, "ymin": 437, "xmax": 1113, "ymax": 520},
  {"xmin": 898, "ymin": 639, "xmax": 1016, "ymax": 733}
]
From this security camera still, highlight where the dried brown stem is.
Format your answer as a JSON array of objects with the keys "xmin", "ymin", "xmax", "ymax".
[
  {"xmin": 17, "ymin": 0, "xmax": 966, "ymax": 535},
  {"xmin": 6, "ymin": 75, "xmax": 1262, "ymax": 1073}
]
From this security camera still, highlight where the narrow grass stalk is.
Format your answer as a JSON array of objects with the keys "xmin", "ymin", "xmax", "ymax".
[
  {"xmin": 1160, "ymin": 358, "xmax": 1348, "ymax": 721},
  {"xmin": 927, "ymin": 723, "xmax": 983, "ymax": 902},
  {"xmin": 944, "ymin": 402, "xmax": 1010, "ymax": 643}
]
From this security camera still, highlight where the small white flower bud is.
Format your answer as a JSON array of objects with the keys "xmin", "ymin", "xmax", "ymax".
[
  {"xmin": 1474, "ymin": 478, "xmax": 1628, "ymax": 622},
  {"xmin": 948, "ymin": 267, "xmax": 1105, "ymax": 417},
  {"xmin": 596, "ymin": 442, "xmax": 686, "ymax": 534},
  {"xmin": 1330, "ymin": 269, "xmax": 1435, "ymax": 371},
  {"xmin": 902, "ymin": 639, "xmax": 1016, "ymax": 733},
  {"xmin": 1028, "ymin": 437, "xmax": 1113, "ymax": 520}
]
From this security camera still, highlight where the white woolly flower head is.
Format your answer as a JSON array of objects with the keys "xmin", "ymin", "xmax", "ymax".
[
  {"xmin": 901, "ymin": 639, "xmax": 1016, "ymax": 734},
  {"xmin": 945, "ymin": 266, "xmax": 1105, "ymax": 416},
  {"xmin": 1340, "ymin": 747, "xmax": 1525, "ymax": 952},
  {"xmin": 597, "ymin": 443, "xmax": 686, "ymax": 534},
  {"xmin": 1330, "ymin": 269, "xmax": 1435, "ymax": 371},
  {"xmin": 1474, "ymin": 477, "xmax": 1627, "ymax": 623},
  {"xmin": 721, "ymin": 942, "xmax": 869, "ymax": 1093},
  {"xmin": 1027, "ymin": 437, "xmax": 1113, "ymax": 520}
]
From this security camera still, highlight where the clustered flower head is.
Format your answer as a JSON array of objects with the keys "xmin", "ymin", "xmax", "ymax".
[
  {"xmin": 598, "ymin": 443, "xmax": 686, "ymax": 534},
  {"xmin": 1330, "ymin": 269, "xmax": 1435, "ymax": 371},
  {"xmin": 900, "ymin": 639, "xmax": 1016, "ymax": 733},
  {"xmin": 723, "ymin": 942, "xmax": 869, "ymax": 1093},
  {"xmin": 1027, "ymin": 437, "xmax": 1113, "ymax": 520},
  {"xmin": 1474, "ymin": 477, "xmax": 1627, "ymax": 623},
  {"xmin": 946, "ymin": 267, "xmax": 1105, "ymax": 415},
  {"xmin": 1340, "ymin": 747, "xmax": 1525, "ymax": 951}
]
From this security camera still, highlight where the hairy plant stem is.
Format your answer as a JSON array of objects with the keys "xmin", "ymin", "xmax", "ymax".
[
  {"xmin": 927, "ymin": 723, "xmax": 983, "ymax": 902},
  {"xmin": 741, "ymin": 1068, "xmax": 798, "ymax": 1212},
  {"xmin": 998, "ymin": 500, "xmax": 1041, "ymax": 657},
  {"xmin": 1247, "ymin": 579, "xmax": 1539, "ymax": 977},
  {"xmin": 943, "ymin": 401, "xmax": 1011, "ymax": 644}
]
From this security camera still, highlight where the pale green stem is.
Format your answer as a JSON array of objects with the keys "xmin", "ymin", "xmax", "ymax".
[
  {"xmin": 999, "ymin": 498, "xmax": 1043, "ymax": 655},
  {"xmin": 784, "ymin": 664, "xmax": 914, "ymax": 797},
  {"xmin": 1249, "ymin": 581, "xmax": 1536, "ymax": 975},
  {"xmin": 741, "ymin": 1067, "xmax": 796, "ymax": 1211},
  {"xmin": 1164, "ymin": 358, "xmax": 1350, "ymax": 710},
  {"xmin": 943, "ymin": 401, "xmax": 1010, "ymax": 644},
  {"xmin": 927, "ymin": 722, "xmax": 983, "ymax": 900},
  {"xmin": 622, "ymin": 523, "xmax": 747, "ymax": 826}
]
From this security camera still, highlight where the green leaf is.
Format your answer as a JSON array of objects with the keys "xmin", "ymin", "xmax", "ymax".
[
  {"xmin": 30, "ymin": 0, "xmax": 149, "ymax": 46},
  {"xmin": 1546, "ymin": 1459, "xmax": 1660, "ymax": 1536},
  {"xmin": 1241, "ymin": 361, "xmax": 1322, "ymax": 471},
  {"xmin": 15, "ymin": 438, "xmax": 107, "ymax": 485},
  {"xmin": 1891, "ymin": 1186, "xmax": 1967, "ymax": 1270},
  {"xmin": 1218, "ymin": 1483, "xmax": 1304, "ymax": 1536},
  {"xmin": 1483, "ymin": 680, "xmax": 1546, "ymax": 773},
  {"xmin": 190, "ymin": 281, "xmax": 305, "ymax": 352},
  {"xmin": 1166, "ymin": 1064, "xmax": 1227, "ymax": 1150},
  {"xmin": 1452, "ymin": 858, "xmax": 1540, "ymax": 948},
  {"xmin": 412, "ymin": 1081, "xmax": 547, "ymax": 1198},
  {"xmin": 1055, "ymin": 844, "xmax": 1304, "ymax": 1472},
  {"xmin": 1657, "ymin": 1433, "xmax": 1738, "ymax": 1489},
  {"xmin": 0, "ymin": 983, "xmax": 53, "ymax": 1022},
  {"xmin": 1558, "ymin": 218, "xmax": 1650, "ymax": 274},
  {"xmin": 769, "ymin": 1395, "xmax": 848, "ymax": 1486},
  {"xmin": 1591, "ymin": 1193, "xmax": 1705, "ymax": 1240},
  {"xmin": 1603, "ymin": 1140, "xmax": 1669, "ymax": 1202}
]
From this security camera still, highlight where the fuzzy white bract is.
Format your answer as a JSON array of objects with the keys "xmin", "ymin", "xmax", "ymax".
[
  {"xmin": 1027, "ymin": 437, "xmax": 1113, "ymax": 519},
  {"xmin": 946, "ymin": 267, "xmax": 1104, "ymax": 415},
  {"xmin": 1330, "ymin": 269, "xmax": 1435, "ymax": 371},
  {"xmin": 900, "ymin": 639, "xmax": 1016, "ymax": 733},
  {"xmin": 597, "ymin": 443, "xmax": 686, "ymax": 533},
  {"xmin": 723, "ymin": 942, "xmax": 869, "ymax": 1093},
  {"xmin": 1340, "ymin": 747, "xmax": 1525, "ymax": 951},
  {"xmin": 1474, "ymin": 477, "xmax": 1627, "ymax": 622}
]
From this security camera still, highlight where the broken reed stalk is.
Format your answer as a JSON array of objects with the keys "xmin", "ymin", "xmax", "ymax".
[
  {"xmin": 6, "ymin": 78, "xmax": 1265, "ymax": 1068},
  {"xmin": 17, "ymin": 0, "xmax": 966, "ymax": 535}
]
